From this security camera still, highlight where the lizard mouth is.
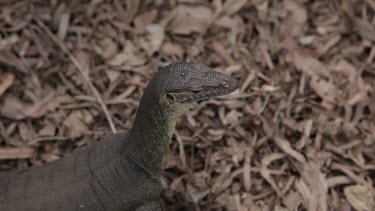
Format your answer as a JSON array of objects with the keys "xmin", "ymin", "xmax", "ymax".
[
  {"xmin": 182, "ymin": 89, "xmax": 230, "ymax": 103},
  {"xmin": 182, "ymin": 78, "xmax": 239, "ymax": 103}
]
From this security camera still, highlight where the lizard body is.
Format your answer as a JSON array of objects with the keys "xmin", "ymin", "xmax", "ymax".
[{"xmin": 0, "ymin": 62, "xmax": 239, "ymax": 210}]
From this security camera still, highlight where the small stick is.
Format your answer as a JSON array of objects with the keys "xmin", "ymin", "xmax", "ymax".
[
  {"xmin": 34, "ymin": 17, "xmax": 117, "ymax": 133},
  {"xmin": 0, "ymin": 147, "xmax": 35, "ymax": 160}
]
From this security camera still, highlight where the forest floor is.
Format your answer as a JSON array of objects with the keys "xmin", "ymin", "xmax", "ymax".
[{"xmin": 0, "ymin": 0, "xmax": 374, "ymax": 210}]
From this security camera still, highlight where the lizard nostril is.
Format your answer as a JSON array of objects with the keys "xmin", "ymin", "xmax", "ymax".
[{"xmin": 221, "ymin": 81, "xmax": 229, "ymax": 88}]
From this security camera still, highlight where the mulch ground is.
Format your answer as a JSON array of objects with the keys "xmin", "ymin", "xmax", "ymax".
[{"xmin": 0, "ymin": 0, "xmax": 374, "ymax": 210}]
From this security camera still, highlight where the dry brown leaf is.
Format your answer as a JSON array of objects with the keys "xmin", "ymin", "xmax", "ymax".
[
  {"xmin": 299, "ymin": 35, "xmax": 316, "ymax": 46},
  {"xmin": 57, "ymin": 11, "xmax": 70, "ymax": 40},
  {"xmin": 168, "ymin": 176, "xmax": 184, "ymax": 193},
  {"xmin": 51, "ymin": 95, "xmax": 75, "ymax": 108},
  {"xmin": 207, "ymin": 128, "xmax": 225, "ymax": 141},
  {"xmin": 160, "ymin": 42, "xmax": 184, "ymax": 58},
  {"xmin": 295, "ymin": 178, "xmax": 312, "ymax": 208},
  {"xmin": 243, "ymin": 148, "xmax": 253, "ymax": 192},
  {"xmin": 296, "ymin": 119, "xmax": 313, "ymax": 150},
  {"xmin": 109, "ymin": 41, "xmax": 146, "ymax": 67},
  {"xmin": 292, "ymin": 53, "xmax": 330, "ymax": 79},
  {"xmin": 317, "ymin": 35, "xmax": 341, "ymax": 56},
  {"xmin": 212, "ymin": 169, "xmax": 243, "ymax": 194},
  {"xmin": 310, "ymin": 76, "xmax": 338, "ymax": 104},
  {"xmin": 0, "ymin": 73, "xmax": 15, "ymax": 96},
  {"xmin": 260, "ymin": 84, "xmax": 279, "ymax": 92},
  {"xmin": 133, "ymin": 9, "xmax": 158, "ymax": 33},
  {"xmin": 351, "ymin": 17, "xmax": 375, "ymax": 42},
  {"xmin": 260, "ymin": 153, "xmax": 285, "ymax": 196},
  {"xmin": 274, "ymin": 204, "xmax": 290, "ymax": 211},
  {"xmin": 75, "ymin": 51, "xmax": 90, "ymax": 76},
  {"xmin": 332, "ymin": 59, "xmax": 356, "ymax": 83},
  {"xmin": 273, "ymin": 134, "xmax": 306, "ymax": 163},
  {"xmin": 186, "ymin": 171, "xmax": 210, "ymax": 203},
  {"xmin": 138, "ymin": 24, "xmax": 165, "ymax": 56},
  {"xmin": 0, "ymin": 96, "xmax": 48, "ymax": 120},
  {"xmin": 186, "ymin": 183, "xmax": 209, "ymax": 204},
  {"xmin": 344, "ymin": 184, "xmax": 375, "ymax": 211},
  {"xmin": 212, "ymin": 40, "xmax": 235, "ymax": 65},
  {"xmin": 94, "ymin": 37, "xmax": 118, "ymax": 59},
  {"xmin": 125, "ymin": 0, "xmax": 142, "ymax": 22},
  {"xmin": 326, "ymin": 176, "xmax": 353, "ymax": 188},
  {"xmin": 63, "ymin": 110, "xmax": 91, "ymax": 137},
  {"xmin": 214, "ymin": 16, "xmax": 238, "ymax": 29},
  {"xmin": 283, "ymin": 190, "xmax": 303, "ymax": 210},
  {"xmin": 220, "ymin": 109, "xmax": 242, "ymax": 126},
  {"xmin": 0, "ymin": 34, "xmax": 18, "ymax": 49},
  {"xmin": 214, "ymin": 193, "xmax": 237, "ymax": 210},
  {"xmin": 105, "ymin": 70, "xmax": 121, "ymax": 83},
  {"xmin": 18, "ymin": 122, "xmax": 37, "ymax": 142},
  {"xmin": 41, "ymin": 153, "xmax": 60, "ymax": 162},
  {"xmin": 221, "ymin": 0, "xmax": 247, "ymax": 16},
  {"xmin": 38, "ymin": 122, "xmax": 56, "ymax": 137},
  {"xmin": 300, "ymin": 161, "xmax": 329, "ymax": 211},
  {"xmin": 0, "ymin": 147, "xmax": 35, "ymax": 160},
  {"xmin": 331, "ymin": 163, "xmax": 367, "ymax": 184},
  {"xmin": 167, "ymin": 5, "xmax": 213, "ymax": 35},
  {"xmin": 283, "ymin": 0, "xmax": 307, "ymax": 37},
  {"xmin": 0, "ymin": 52, "xmax": 28, "ymax": 73}
]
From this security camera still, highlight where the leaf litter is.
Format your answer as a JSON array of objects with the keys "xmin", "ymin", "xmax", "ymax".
[{"xmin": 0, "ymin": 0, "xmax": 374, "ymax": 210}]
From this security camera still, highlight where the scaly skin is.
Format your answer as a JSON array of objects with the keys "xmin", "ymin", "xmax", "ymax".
[{"xmin": 0, "ymin": 62, "xmax": 239, "ymax": 210}]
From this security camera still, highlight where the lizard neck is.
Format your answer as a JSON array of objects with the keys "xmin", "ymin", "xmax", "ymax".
[{"xmin": 125, "ymin": 89, "xmax": 186, "ymax": 175}]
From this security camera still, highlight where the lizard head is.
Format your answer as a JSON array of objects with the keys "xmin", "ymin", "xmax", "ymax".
[
  {"xmin": 150, "ymin": 62, "xmax": 239, "ymax": 107},
  {"xmin": 141, "ymin": 61, "xmax": 239, "ymax": 139}
]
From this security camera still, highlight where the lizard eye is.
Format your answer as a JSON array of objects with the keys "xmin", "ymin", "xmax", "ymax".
[
  {"xmin": 192, "ymin": 90, "xmax": 201, "ymax": 94},
  {"xmin": 166, "ymin": 93, "xmax": 175, "ymax": 101}
]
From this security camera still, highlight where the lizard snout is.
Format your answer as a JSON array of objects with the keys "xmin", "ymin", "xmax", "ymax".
[{"xmin": 220, "ymin": 75, "xmax": 239, "ymax": 92}]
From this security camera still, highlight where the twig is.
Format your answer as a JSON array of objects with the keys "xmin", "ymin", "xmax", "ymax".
[
  {"xmin": 29, "ymin": 136, "xmax": 69, "ymax": 145},
  {"xmin": 175, "ymin": 132, "xmax": 187, "ymax": 169},
  {"xmin": 33, "ymin": 17, "xmax": 117, "ymax": 133}
]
